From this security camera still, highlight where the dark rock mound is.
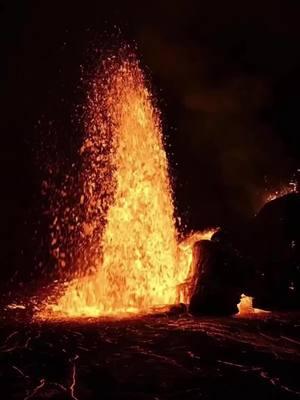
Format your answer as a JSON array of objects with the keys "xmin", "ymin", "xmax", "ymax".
[
  {"xmin": 189, "ymin": 193, "xmax": 300, "ymax": 314},
  {"xmin": 248, "ymin": 193, "xmax": 300, "ymax": 309},
  {"xmin": 189, "ymin": 240, "xmax": 241, "ymax": 315}
]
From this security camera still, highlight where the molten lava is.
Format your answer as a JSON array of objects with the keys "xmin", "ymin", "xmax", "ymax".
[
  {"xmin": 41, "ymin": 51, "xmax": 212, "ymax": 319},
  {"xmin": 237, "ymin": 294, "xmax": 270, "ymax": 316}
]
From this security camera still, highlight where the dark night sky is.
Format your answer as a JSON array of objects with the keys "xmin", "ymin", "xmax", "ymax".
[{"xmin": 1, "ymin": 0, "xmax": 300, "ymax": 287}]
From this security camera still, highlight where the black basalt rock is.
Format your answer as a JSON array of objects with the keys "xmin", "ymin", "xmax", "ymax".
[
  {"xmin": 189, "ymin": 193, "xmax": 300, "ymax": 313},
  {"xmin": 247, "ymin": 193, "xmax": 300, "ymax": 309},
  {"xmin": 189, "ymin": 240, "xmax": 241, "ymax": 315}
]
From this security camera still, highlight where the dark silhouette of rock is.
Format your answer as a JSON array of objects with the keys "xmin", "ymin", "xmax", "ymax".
[
  {"xmin": 168, "ymin": 303, "xmax": 187, "ymax": 316},
  {"xmin": 189, "ymin": 193, "xmax": 300, "ymax": 314},
  {"xmin": 189, "ymin": 240, "xmax": 241, "ymax": 315},
  {"xmin": 247, "ymin": 193, "xmax": 300, "ymax": 309}
]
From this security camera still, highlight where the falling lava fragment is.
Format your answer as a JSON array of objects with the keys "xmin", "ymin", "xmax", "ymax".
[{"xmin": 40, "ymin": 50, "xmax": 211, "ymax": 319}]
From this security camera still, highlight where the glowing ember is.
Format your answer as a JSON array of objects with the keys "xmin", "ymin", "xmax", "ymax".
[{"xmin": 40, "ymin": 51, "xmax": 214, "ymax": 319}]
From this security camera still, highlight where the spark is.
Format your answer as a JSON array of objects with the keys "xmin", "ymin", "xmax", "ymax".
[
  {"xmin": 12, "ymin": 365, "xmax": 28, "ymax": 378},
  {"xmin": 7, "ymin": 303, "xmax": 26, "ymax": 310}
]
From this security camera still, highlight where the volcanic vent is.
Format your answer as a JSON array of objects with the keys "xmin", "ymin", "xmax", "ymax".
[{"xmin": 41, "ymin": 50, "xmax": 210, "ymax": 319}]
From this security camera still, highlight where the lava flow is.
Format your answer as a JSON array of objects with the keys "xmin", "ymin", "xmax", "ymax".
[{"xmin": 40, "ymin": 50, "xmax": 213, "ymax": 319}]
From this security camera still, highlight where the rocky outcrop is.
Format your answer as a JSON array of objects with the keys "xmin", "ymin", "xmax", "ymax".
[
  {"xmin": 189, "ymin": 240, "xmax": 241, "ymax": 315},
  {"xmin": 189, "ymin": 193, "xmax": 300, "ymax": 314},
  {"xmin": 247, "ymin": 193, "xmax": 300, "ymax": 309}
]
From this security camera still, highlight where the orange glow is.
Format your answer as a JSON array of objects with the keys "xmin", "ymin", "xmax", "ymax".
[
  {"xmin": 263, "ymin": 184, "xmax": 297, "ymax": 204},
  {"xmin": 237, "ymin": 294, "xmax": 269, "ymax": 316},
  {"xmin": 39, "ymin": 51, "xmax": 215, "ymax": 319}
]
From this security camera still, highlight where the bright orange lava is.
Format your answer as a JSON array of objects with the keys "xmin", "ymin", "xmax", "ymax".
[
  {"xmin": 40, "ymin": 51, "xmax": 215, "ymax": 319},
  {"xmin": 237, "ymin": 294, "xmax": 269, "ymax": 316}
]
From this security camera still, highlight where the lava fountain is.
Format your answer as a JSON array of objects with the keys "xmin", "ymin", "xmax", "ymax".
[{"xmin": 41, "ymin": 50, "xmax": 213, "ymax": 319}]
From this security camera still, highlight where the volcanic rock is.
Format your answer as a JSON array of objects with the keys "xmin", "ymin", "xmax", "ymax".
[
  {"xmin": 204, "ymin": 193, "xmax": 300, "ymax": 311},
  {"xmin": 189, "ymin": 240, "xmax": 241, "ymax": 315},
  {"xmin": 246, "ymin": 193, "xmax": 300, "ymax": 309}
]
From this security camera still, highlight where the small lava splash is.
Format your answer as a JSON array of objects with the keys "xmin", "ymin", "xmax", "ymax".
[{"xmin": 237, "ymin": 294, "xmax": 270, "ymax": 316}]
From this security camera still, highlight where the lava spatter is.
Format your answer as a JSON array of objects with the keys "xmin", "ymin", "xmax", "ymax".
[{"xmin": 40, "ymin": 50, "xmax": 211, "ymax": 318}]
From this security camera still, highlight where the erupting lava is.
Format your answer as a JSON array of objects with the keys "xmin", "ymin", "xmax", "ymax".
[{"xmin": 41, "ymin": 50, "xmax": 212, "ymax": 318}]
